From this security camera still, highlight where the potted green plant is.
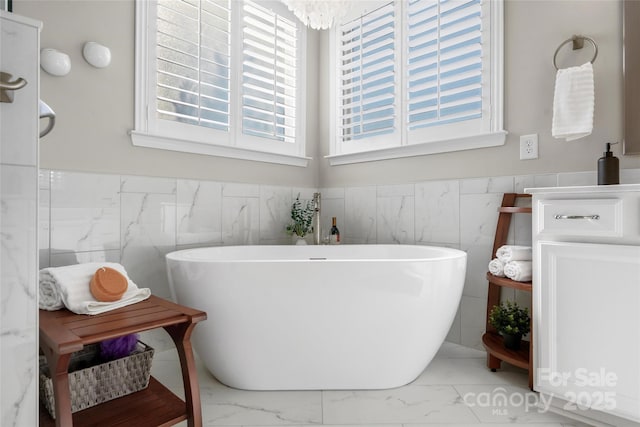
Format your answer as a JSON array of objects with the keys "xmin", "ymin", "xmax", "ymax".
[
  {"xmin": 285, "ymin": 194, "xmax": 314, "ymax": 244},
  {"xmin": 488, "ymin": 301, "xmax": 531, "ymax": 350}
]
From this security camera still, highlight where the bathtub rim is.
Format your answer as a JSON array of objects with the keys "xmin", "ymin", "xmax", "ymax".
[{"xmin": 166, "ymin": 244, "xmax": 467, "ymax": 264}]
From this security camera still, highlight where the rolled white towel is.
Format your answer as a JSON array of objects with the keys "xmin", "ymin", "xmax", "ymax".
[
  {"xmin": 39, "ymin": 276, "xmax": 64, "ymax": 310},
  {"xmin": 488, "ymin": 258, "xmax": 506, "ymax": 277},
  {"xmin": 496, "ymin": 245, "xmax": 532, "ymax": 263},
  {"xmin": 39, "ymin": 262, "xmax": 151, "ymax": 315},
  {"xmin": 504, "ymin": 261, "xmax": 533, "ymax": 282}
]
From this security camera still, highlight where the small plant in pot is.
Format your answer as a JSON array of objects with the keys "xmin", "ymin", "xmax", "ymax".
[
  {"xmin": 488, "ymin": 301, "xmax": 531, "ymax": 350},
  {"xmin": 285, "ymin": 194, "xmax": 314, "ymax": 244}
]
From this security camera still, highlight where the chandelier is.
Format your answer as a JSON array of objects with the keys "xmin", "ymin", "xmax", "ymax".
[{"xmin": 280, "ymin": 0, "xmax": 351, "ymax": 30}]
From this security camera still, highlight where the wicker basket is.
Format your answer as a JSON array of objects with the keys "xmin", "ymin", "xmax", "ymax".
[{"xmin": 39, "ymin": 341, "xmax": 154, "ymax": 419}]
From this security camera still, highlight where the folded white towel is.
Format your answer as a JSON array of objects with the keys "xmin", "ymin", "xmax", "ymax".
[
  {"xmin": 488, "ymin": 258, "xmax": 506, "ymax": 277},
  {"xmin": 496, "ymin": 245, "xmax": 532, "ymax": 263},
  {"xmin": 504, "ymin": 261, "xmax": 533, "ymax": 282},
  {"xmin": 552, "ymin": 62, "xmax": 595, "ymax": 141},
  {"xmin": 39, "ymin": 262, "xmax": 151, "ymax": 315}
]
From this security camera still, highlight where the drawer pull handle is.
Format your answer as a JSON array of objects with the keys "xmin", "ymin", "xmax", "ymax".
[{"xmin": 554, "ymin": 214, "xmax": 600, "ymax": 220}]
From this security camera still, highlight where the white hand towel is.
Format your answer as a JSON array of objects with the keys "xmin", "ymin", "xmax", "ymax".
[
  {"xmin": 488, "ymin": 258, "xmax": 506, "ymax": 277},
  {"xmin": 496, "ymin": 245, "xmax": 532, "ymax": 263},
  {"xmin": 504, "ymin": 261, "xmax": 533, "ymax": 282},
  {"xmin": 552, "ymin": 62, "xmax": 595, "ymax": 141},
  {"xmin": 39, "ymin": 262, "xmax": 151, "ymax": 315}
]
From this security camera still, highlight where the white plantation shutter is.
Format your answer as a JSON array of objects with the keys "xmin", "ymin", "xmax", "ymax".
[
  {"xmin": 407, "ymin": 0, "xmax": 483, "ymax": 130},
  {"xmin": 329, "ymin": 0, "xmax": 502, "ymax": 164},
  {"xmin": 133, "ymin": 0, "xmax": 308, "ymax": 166},
  {"xmin": 339, "ymin": 2, "xmax": 397, "ymax": 144},
  {"xmin": 242, "ymin": 1, "xmax": 298, "ymax": 143},
  {"xmin": 156, "ymin": 0, "xmax": 231, "ymax": 132}
]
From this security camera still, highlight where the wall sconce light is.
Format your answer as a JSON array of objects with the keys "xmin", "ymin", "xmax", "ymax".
[
  {"xmin": 40, "ymin": 48, "xmax": 71, "ymax": 76},
  {"xmin": 82, "ymin": 42, "xmax": 111, "ymax": 68}
]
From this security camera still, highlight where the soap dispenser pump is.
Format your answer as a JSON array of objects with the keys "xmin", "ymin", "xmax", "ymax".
[{"xmin": 597, "ymin": 142, "xmax": 620, "ymax": 185}]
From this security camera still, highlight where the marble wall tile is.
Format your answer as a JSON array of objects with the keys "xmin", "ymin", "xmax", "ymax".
[
  {"xmin": 622, "ymin": 168, "xmax": 640, "ymax": 184},
  {"xmin": 120, "ymin": 175, "xmax": 176, "ymax": 194},
  {"xmin": 446, "ymin": 303, "xmax": 462, "ymax": 344},
  {"xmin": 557, "ymin": 171, "xmax": 596, "ymax": 187},
  {"xmin": 50, "ymin": 171, "xmax": 120, "ymax": 256},
  {"xmin": 344, "ymin": 186, "xmax": 377, "ymax": 244},
  {"xmin": 222, "ymin": 183, "xmax": 260, "ymax": 245},
  {"xmin": 291, "ymin": 187, "xmax": 317, "ymax": 201},
  {"xmin": 1, "ymin": 165, "xmax": 37, "ymax": 333},
  {"xmin": 415, "ymin": 180, "xmax": 460, "ymax": 245},
  {"xmin": 50, "ymin": 250, "xmax": 120, "ymax": 267},
  {"xmin": 460, "ymin": 193, "xmax": 504, "ymax": 299},
  {"xmin": 376, "ymin": 185, "xmax": 415, "ymax": 244},
  {"xmin": 319, "ymin": 187, "xmax": 345, "ymax": 241},
  {"xmin": 222, "ymin": 182, "xmax": 260, "ymax": 198},
  {"xmin": 39, "ymin": 170, "xmax": 51, "ymax": 269},
  {"xmin": 176, "ymin": 179, "xmax": 223, "ymax": 246},
  {"xmin": 515, "ymin": 174, "xmax": 558, "ymax": 193},
  {"xmin": 33, "ymin": 166, "xmax": 640, "ymax": 368},
  {"xmin": 460, "ymin": 176, "xmax": 514, "ymax": 194},
  {"xmin": 1, "ymin": 164, "xmax": 37, "ymax": 427},
  {"xmin": 259, "ymin": 185, "xmax": 292, "ymax": 244},
  {"xmin": 318, "ymin": 187, "xmax": 344, "ymax": 199},
  {"xmin": 377, "ymin": 183, "xmax": 414, "ymax": 198},
  {"xmin": 0, "ymin": 331, "xmax": 37, "ymax": 427},
  {"xmin": 460, "ymin": 295, "xmax": 487, "ymax": 350},
  {"xmin": 120, "ymin": 192, "xmax": 176, "ymax": 299}
]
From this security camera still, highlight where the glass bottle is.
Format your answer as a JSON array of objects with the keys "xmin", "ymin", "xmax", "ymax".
[{"xmin": 330, "ymin": 217, "xmax": 340, "ymax": 244}]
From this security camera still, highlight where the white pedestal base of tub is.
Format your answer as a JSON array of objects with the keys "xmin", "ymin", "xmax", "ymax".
[{"xmin": 166, "ymin": 244, "xmax": 466, "ymax": 391}]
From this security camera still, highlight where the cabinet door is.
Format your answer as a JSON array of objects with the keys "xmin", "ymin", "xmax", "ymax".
[{"xmin": 536, "ymin": 241, "xmax": 640, "ymax": 422}]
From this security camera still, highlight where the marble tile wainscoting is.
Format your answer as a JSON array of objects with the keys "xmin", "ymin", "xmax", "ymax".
[{"xmin": 38, "ymin": 168, "xmax": 640, "ymax": 352}]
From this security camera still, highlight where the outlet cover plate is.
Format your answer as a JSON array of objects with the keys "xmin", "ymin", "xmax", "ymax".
[{"xmin": 520, "ymin": 134, "xmax": 538, "ymax": 160}]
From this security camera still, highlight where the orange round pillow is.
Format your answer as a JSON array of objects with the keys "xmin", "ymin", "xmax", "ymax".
[{"xmin": 90, "ymin": 267, "xmax": 128, "ymax": 302}]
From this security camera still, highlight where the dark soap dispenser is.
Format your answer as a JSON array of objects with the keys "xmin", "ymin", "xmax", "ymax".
[{"xmin": 597, "ymin": 142, "xmax": 620, "ymax": 185}]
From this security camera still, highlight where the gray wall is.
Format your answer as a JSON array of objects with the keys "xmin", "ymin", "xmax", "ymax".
[{"xmin": 17, "ymin": 0, "xmax": 640, "ymax": 189}]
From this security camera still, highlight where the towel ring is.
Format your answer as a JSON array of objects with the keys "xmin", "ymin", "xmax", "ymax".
[{"xmin": 553, "ymin": 35, "xmax": 598, "ymax": 70}]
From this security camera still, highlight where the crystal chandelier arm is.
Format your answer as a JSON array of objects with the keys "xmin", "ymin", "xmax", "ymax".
[{"xmin": 280, "ymin": 0, "xmax": 351, "ymax": 30}]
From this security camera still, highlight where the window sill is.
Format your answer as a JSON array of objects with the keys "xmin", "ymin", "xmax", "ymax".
[
  {"xmin": 326, "ymin": 131, "xmax": 508, "ymax": 166},
  {"xmin": 130, "ymin": 131, "xmax": 310, "ymax": 167}
]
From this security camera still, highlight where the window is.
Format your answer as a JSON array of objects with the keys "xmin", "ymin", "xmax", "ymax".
[
  {"xmin": 328, "ymin": 0, "xmax": 505, "ymax": 165},
  {"xmin": 132, "ymin": 0, "xmax": 309, "ymax": 167}
]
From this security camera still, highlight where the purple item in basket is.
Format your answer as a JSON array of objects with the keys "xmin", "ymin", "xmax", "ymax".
[{"xmin": 100, "ymin": 334, "xmax": 139, "ymax": 361}]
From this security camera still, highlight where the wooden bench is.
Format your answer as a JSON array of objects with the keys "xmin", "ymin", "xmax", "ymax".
[{"xmin": 39, "ymin": 295, "xmax": 207, "ymax": 427}]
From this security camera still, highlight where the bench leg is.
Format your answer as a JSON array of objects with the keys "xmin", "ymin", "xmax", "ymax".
[
  {"xmin": 164, "ymin": 323, "xmax": 202, "ymax": 427},
  {"xmin": 40, "ymin": 347, "xmax": 73, "ymax": 427}
]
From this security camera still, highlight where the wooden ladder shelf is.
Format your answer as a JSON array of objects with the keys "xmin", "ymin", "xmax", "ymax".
[{"xmin": 481, "ymin": 193, "xmax": 533, "ymax": 389}]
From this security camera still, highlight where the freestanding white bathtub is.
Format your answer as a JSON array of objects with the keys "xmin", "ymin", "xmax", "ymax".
[{"xmin": 166, "ymin": 244, "xmax": 466, "ymax": 391}]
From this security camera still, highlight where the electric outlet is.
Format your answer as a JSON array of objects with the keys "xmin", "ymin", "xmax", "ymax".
[{"xmin": 520, "ymin": 134, "xmax": 538, "ymax": 160}]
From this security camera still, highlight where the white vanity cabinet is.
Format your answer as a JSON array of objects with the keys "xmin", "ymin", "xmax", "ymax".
[{"xmin": 529, "ymin": 185, "xmax": 640, "ymax": 426}]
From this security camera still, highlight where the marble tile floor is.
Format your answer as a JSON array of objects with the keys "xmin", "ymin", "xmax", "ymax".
[{"xmin": 151, "ymin": 342, "xmax": 592, "ymax": 427}]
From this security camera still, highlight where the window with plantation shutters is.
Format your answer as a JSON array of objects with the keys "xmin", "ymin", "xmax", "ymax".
[
  {"xmin": 156, "ymin": 0, "xmax": 231, "ymax": 132},
  {"xmin": 132, "ymin": 0, "xmax": 309, "ymax": 167},
  {"xmin": 339, "ymin": 2, "xmax": 398, "ymax": 148},
  {"xmin": 407, "ymin": 0, "xmax": 482, "ymax": 130},
  {"xmin": 328, "ymin": 0, "xmax": 505, "ymax": 165},
  {"xmin": 242, "ymin": 1, "xmax": 298, "ymax": 144}
]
